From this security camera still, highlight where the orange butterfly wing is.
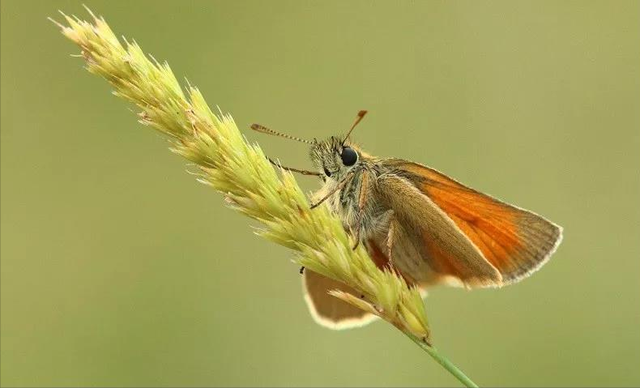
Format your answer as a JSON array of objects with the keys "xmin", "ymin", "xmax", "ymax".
[{"xmin": 385, "ymin": 159, "xmax": 563, "ymax": 286}]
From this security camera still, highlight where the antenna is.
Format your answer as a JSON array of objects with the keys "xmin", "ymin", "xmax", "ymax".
[
  {"xmin": 342, "ymin": 110, "xmax": 368, "ymax": 145},
  {"xmin": 250, "ymin": 124, "xmax": 314, "ymax": 145}
]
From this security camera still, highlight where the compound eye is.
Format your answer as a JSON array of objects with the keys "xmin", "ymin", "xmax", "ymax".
[
  {"xmin": 323, "ymin": 167, "xmax": 332, "ymax": 177},
  {"xmin": 340, "ymin": 147, "xmax": 358, "ymax": 166}
]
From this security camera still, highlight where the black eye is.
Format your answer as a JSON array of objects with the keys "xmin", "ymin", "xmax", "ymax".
[
  {"xmin": 323, "ymin": 167, "xmax": 332, "ymax": 177},
  {"xmin": 340, "ymin": 147, "xmax": 358, "ymax": 166}
]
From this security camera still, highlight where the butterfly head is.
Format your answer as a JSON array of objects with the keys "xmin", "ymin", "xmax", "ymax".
[
  {"xmin": 250, "ymin": 110, "xmax": 368, "ymax": 181},
  {"xmin": 309, "ymin": 136, "xmax": 360, "ymax": 181}
]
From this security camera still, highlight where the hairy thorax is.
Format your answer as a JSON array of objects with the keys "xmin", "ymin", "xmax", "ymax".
[{"xmin": 313, "ymin": 163, "xmax": 393, "ymax": 243}]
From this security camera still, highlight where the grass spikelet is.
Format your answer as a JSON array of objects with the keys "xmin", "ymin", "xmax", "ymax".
[{"xmin": 52, "ymin": 9, "xmax": 478, "ymax": 387}]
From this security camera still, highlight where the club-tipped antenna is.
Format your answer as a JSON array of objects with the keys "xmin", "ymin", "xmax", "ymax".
[
  {"xmin": 342, "ymin": 110, "xmax": 368, "ymax": 145},
  {"xmin": 250, "ymin": 123, "xmax": 314, "ymax": 145}
]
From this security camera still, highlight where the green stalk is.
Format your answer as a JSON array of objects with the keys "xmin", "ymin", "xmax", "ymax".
[
  {"xmin": 406, "ymin": 334, "xmax": 479, "ymax": 387},
  {"xmin": 51, "ymin": 8, "xmax": 479, "ymax": 387}
]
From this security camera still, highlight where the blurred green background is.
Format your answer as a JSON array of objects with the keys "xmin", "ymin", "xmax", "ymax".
[{"xmin": 2, "ymin": 1, "xmax": 639, "ymax": 386}]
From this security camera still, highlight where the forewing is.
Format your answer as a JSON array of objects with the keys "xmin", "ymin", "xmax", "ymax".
[
  {"xmin": 375, "ymin": 174, "xmax": 503, "ymax": 288},
  {"xmin": 385, "ymin": 159, "xmax": 563, "ymax": 285}
]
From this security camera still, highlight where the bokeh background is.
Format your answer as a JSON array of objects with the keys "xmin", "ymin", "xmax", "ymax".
[{"xmin": 2, "ymin": 1, "xmax": 639, "ymax": 386}]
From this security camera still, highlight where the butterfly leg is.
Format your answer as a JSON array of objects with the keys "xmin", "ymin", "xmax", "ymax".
[
  {"xmin": 351, "ymin": 170, "xmax": 371, "ymax": 250},
  {"xmin": 351, "ymin": 221, "xmax": 361, "ymax": 250},
  {"xmin": 310, "ymin": 173, "xmax": 354, "ymax": 209},
  {"xmin": 268, "ymin": 157, "xmax": 322, "ymax": 177}
]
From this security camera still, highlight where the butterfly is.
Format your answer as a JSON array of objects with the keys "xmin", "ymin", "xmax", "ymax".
[{"xmin": 252, "ymin": 110, "xmax": 563, "ymax": 329}]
